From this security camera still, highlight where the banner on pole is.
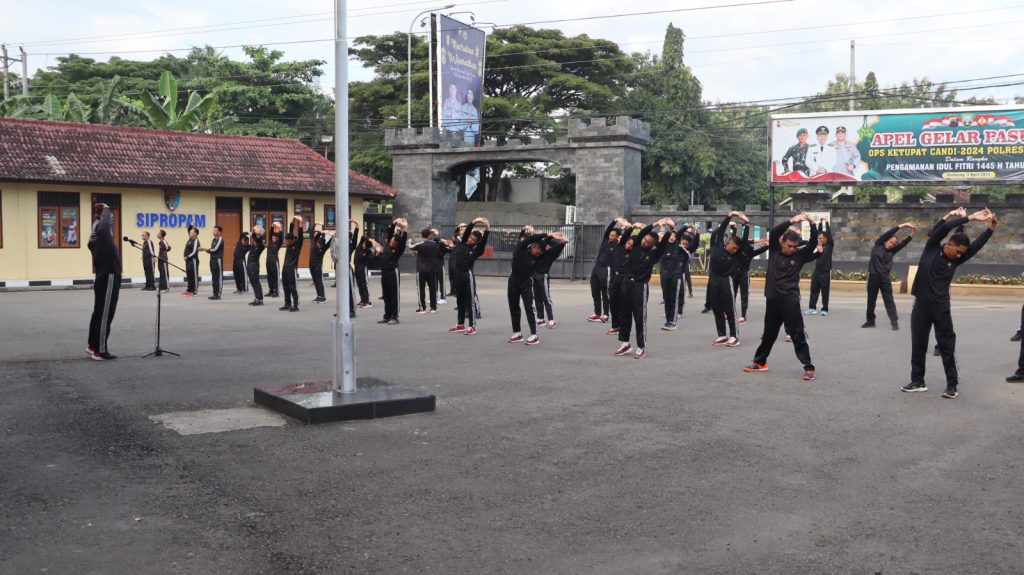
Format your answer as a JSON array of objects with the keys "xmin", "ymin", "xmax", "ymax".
[
  {"xmin": 769, "ymin": 106, "xmax": 1024, "ymax": 185},
  {"xmin": 436, "ymin": 15, "xmax": 486, "ymax": 145}
]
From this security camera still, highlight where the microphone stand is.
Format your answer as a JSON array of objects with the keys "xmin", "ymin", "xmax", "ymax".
[{"xmin": 123, "ymin": 238, "xmax": 184, "ymax": 358}]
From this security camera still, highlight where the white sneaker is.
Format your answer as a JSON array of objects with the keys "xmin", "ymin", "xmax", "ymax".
[
  {"xmin": 725, "ymin": 337, "xmax": 740, "ymax": 347},
  {"xmin": 438, "ymin": 298, "xmax": 447, "ymax": 304},
  {"xmin": 524, "ymin": 335, "xmax": 540, "ymax": 345}
]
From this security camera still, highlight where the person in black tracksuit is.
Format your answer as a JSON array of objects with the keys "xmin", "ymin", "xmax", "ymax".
[
  {"xmin": 378, "ymin": 218, "xmax": 408, "ymax": 324},
  {"xmin": 280, "ymin": 216, "xmax": 304, "ymax": 311},
  {"xmin": 902, "ymin": 208, "xmax": 996, "ymax": 398},
  {"xmin": 183, "ymin": 225, "xmax": 201, "ymax": 295},
  {"xmin": 614, "ymin": 218, "xmax": 673, "ymax": 359},
  {"xmin": 247, "ymin": 225, "xmax": 266, "ymax": 305},
  {"xmin": 266, "ymin": 222, "xmax": 283, "ymax": 298},
  {"xmin": 431, "ymin": 228, "xmax": 447, "ymax": 302},
  {"xmin": 232, "ymin": 233, "xmax": 249, "ymax": 294},
  {"xmin": 704, "ymin": 222, "xmax": 738, "ymax": 314},
  {"xmin": 87, "ymin": 203, "xmax": 121, "ymax": 360},
  {"xmin": 658, "ymin": 229, "xmax": 688, "ymax": 330},
  {"xmin": 345, "ymin": 220, "xmax": 361, "ymax": 316},
  {"xmin": 682, "ymin": 225, "xmax": 700, "ymax": 298},
  {"xmin": 141, "ymin": 231, "xmax": 156, "ymax": 290},
  {"xmin": 806, "ymin": 220, "xmax": 834, "ymax": 316},
  {"xmin": 448, "ymin": 218, "xmax": 489, "ymax": 334},
  {"xmin": 607, "ymin": 225, "xmax": 631, "ymax": 335},
  {"xmin": 157, "ymin": 230, "xmax": 171, "ymax": 292},
  {"xmin": 744, "ymin": 213, "xmax": 821, "ymax": 379},
  {"xmin": 534, "ymin": 234, "xmax": 568, "ymax": 328},
  {"xmin": 731, "ymin": 224, "xmax": 754, "ymax": 322},
  {"xmin": 412, "ymin": 229, "xmax": 440, "ymax": 313},
  {"xmin": 1013, "ymin": 305, "xmax": 1023, "ymax": 342},
  {"xmin": 506, "ymin": 227, "xmax": 556, "ymax": 345},
  {"xmin": 588, "ymin": 219, "xmax": 625, "ymax": 322},
  {"xmin": 310, "ymin": 223, "xmax": 333, "ymax": 303},
  {"xmin": 203, "ymin": 226, "xmax": 225, "ymax": 299},
  {"xmin": 864, "ymin": 222, "xmax": 916, "ymax": 330},
  {"xmin": 707, "ymin": 213, "xmax": 747, "ymax": 345},
  {"xmin": 448, "ymin": 226, "xmax": 463, "ymax": 298},
  {"xmin": 353, "ymin": 232, "xmax": 375, "ymax": 307}
]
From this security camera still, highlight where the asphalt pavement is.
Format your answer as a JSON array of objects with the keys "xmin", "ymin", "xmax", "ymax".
[{"xmin": 2, "ymin": 275, "xmax": 1023, "ymax": 574}]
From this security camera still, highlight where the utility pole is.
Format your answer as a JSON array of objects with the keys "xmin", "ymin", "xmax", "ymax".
[
  {"xmin": 1, "ymin": 45, "xmax": 27, "ymax": 99},
  {"xmin": 2, "ymin": 44, "xmax": 9, "ymax": 100},
  {"xmin": 20, "ymin": 46, "xmax": 28, "ymax": 95},
  {"xmin": 849, "ymin": 40, "xmax": 856, "ymax": 111}
]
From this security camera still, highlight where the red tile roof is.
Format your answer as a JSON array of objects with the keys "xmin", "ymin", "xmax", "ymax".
[{"xmin": 0, "ymin": 118, "xmax": 395, "ymax": 198}]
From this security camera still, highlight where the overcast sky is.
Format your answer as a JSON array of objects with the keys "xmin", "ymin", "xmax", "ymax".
[{"xmin": 3, "ymin": 0, "xmax": 1024, "ymax": 106}]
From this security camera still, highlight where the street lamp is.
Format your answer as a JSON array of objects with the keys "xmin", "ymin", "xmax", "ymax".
[{"xmin": 408, "ymin": 4, "xmax": 455, "ymax": 128}]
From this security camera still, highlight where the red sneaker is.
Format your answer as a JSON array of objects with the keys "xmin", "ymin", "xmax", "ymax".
[
  {"xmin": 507, "ymin": 333, "xmax": 523, "ymax": 343},
  {"xmin": 524, "ymin": 335, "xmax": 539, "ymax": 345},
  {"xmin": 606, "ymin": 328, "xmax": 619, "ymax": 335},
  {"xmin": 634, "ymin": 348, "xmax": 646, "ymax": 360},
  {"xmin": 537, "ymin": 319, "xmax": 547, "ymax": 326},
  {"xmin": 547, "ymin": 321, "xmax": 557, "ymax": 329},
  {"xmin": 586, "ymin": 315, "xmax": 602, "ymax": 322},
  {"xmin": 743, "ymin": 362, "xmax": 769, "ymax": 373},
  {"xmin": 712, "ymin": 336, "xmax": 728, "ymax": 345},
  {"xmin": 600, "ymin": 315, "xmax": 609, "ymax": 323},
  {"xmin": 464, "ymin": 326, "xmax": 477, "ymax": 335},
  {"xmin": 447, "ymin": 324, "xmax": 465, "ymax": 333},
  {"xmin": 613, "ymin": 343, "xmax": 632, "ymax": 356},
  {"xmin": 725, "ymin": 337, "xmax": 740, "ymax": 347}
]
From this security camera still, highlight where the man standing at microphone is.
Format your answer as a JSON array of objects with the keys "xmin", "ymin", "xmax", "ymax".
[{"xmin": 87, "ymin": 203, "xmax": 121, "ymax": 360}]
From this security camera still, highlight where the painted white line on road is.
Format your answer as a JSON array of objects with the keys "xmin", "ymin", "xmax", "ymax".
[{"xmin": 150, "ymin": 408, "xmax": 288, "ymax": 436}]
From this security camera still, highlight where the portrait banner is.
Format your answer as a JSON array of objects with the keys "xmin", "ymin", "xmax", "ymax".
[
  {"xmin": 770, "ymin": 106, "xmax": 1024, "ymax": 185},
  {"xmin": 436, "ymin": 14, "xmax": 486, "ymax": 145}
]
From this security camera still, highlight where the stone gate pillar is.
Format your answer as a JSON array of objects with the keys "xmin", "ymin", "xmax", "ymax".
[
  {"xmin": 385, "ymin": 128, "xmax": 460, "ymax": 233},
  {"xmin": 569, "ymin": 116, "xmax": 650, "ymax": 224}
]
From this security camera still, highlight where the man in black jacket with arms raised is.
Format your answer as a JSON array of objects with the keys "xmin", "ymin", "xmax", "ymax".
[
  {"xmin": 743, "ymin": 212, "xmax": 821, "ymax": 381},
  {"xmin": 902, "ymin": 208, "xmax": 996, "ymax": 399}
]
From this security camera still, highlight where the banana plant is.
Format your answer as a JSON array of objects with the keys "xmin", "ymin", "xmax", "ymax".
[{"xmin": 138, "ymin": 71, "xmax": 217, "ymax": 131}]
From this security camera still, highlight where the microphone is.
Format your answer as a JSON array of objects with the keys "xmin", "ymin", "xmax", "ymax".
[{"xmin": 123, "ymin": 236, "xmax": 138, "ymax": 245}]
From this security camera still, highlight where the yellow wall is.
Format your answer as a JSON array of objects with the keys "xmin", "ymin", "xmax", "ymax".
[{"xmin": 0, "ymin": 182, "xmax": 369, "ymax": 282}]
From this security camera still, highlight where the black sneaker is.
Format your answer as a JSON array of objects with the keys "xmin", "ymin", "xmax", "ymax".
[
  {"xmin": 891, "ymin": 322, "xmax": 900, "ymax": 331},
  {"xmin": 861, "ymin": 321, "xmax": 876, "ymax": 328},
  {"xmin": 208, "ymin": 295, "xmax": 221, "ymax": 300},
  {"xmin": 933, "ymin": 346, "xmax": 941, "ymax": 357},
  {"xmin": 941, "ymin": 386, "xmax": 958, "ymax": 399},
  {"xmin": 901, "ymin": 382, "xmax": 927, "ymax": 393},
  {"xmin": 1007, "ymin": 373, "xmax": 1024, "ymax": 383},
  {"xmin": 701, "ymin": 307, "xmax": 711, "ymax": 314},
  {"xmin": 289, "ymin": 306, "xmax": 299, "ymax": 312},
  {"xmin": 279, "ymin": 306, "xmax": 291, "ymax": 311},
  {"xmin": 249, "ymin": 300, "xmax": 264, "ymax": 306},
  {"xmin": 1012, "ymin": 331, "xmax": 1022, "ymax": 342},
  {"xmin": 98, "ymin": 352, "xmax": 117, "ymax": 360}
]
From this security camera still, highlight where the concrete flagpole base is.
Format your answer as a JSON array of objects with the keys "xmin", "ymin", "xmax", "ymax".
[{"xmin": 254, "ymin": 378, "xmax": 435, "ymax": 424}]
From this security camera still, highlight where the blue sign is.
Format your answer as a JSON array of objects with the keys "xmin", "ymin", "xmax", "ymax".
[{"xmin": 136, "ymin": 213, "xmax": 206, "ymax": 228}]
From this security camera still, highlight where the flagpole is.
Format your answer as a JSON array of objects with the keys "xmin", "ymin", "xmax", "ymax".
[{"xmin": 333, "ymin": 0, "xmax": 356, "ymax": 393}]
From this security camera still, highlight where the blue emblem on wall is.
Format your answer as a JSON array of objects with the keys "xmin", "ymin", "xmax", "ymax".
[{"xmin": 164, "ymin": 190, "xmax": 181, "ymax": 212}]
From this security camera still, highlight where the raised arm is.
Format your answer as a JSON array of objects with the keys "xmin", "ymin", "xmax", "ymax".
[
  {"xmin": 875, "ymin": 225, "xmax": 900, "ymax": 247},
  {"xmin": 960, "ymin": 211, "xmax": 997, "ymax": 264}
]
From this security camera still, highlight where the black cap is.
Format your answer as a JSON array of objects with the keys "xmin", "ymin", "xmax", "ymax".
[
  {"xmin": 836, "ymin": 126, "xmax": 846, "ymax": 132},
  {"xmin": 815, "ymin": 125, "xmax": 829, "ymax": 135}
]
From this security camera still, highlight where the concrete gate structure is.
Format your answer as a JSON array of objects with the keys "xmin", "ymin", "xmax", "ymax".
[{"xmin": 384, "ymin": 116, "xmax": 651, "ymax": 231}]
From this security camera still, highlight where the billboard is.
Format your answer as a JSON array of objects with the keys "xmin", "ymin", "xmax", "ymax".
[
  {"xmin": 436, "ymin": 15, "xmax": 486, "ymax": 145},
  {"xmin": 769, "ymin": 106, "xmax": 1024, "ymax": 185}
]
